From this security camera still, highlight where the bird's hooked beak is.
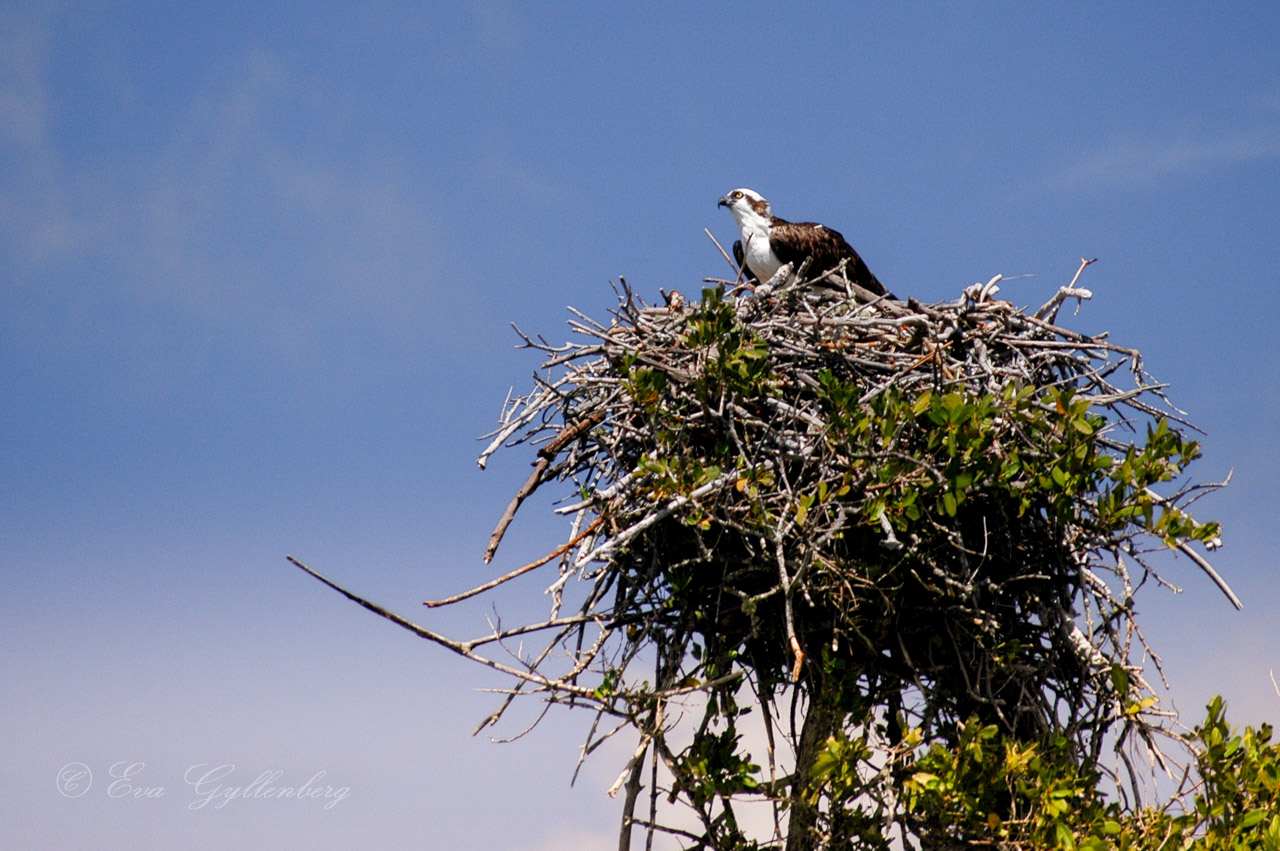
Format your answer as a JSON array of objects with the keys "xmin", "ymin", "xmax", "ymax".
[{"xmin": 717, "ymin": 193, "xmax": 732, "ymax": 209}]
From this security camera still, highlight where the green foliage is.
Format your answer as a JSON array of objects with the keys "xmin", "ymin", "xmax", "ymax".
[
  {"xmin": 676, "ymin": 724, "xmax": 761, "ymax": 806},
  {"xmin": 864, "ymin": 699, "xmax": 1280, "ymax": 850},
  {"xmin": 901, "ymin": 719, "xmax": 1117, "ymax": 849},
  {"xmin": 1177, "ymin": 696, "xmax": 1280, "ymax": 849}
]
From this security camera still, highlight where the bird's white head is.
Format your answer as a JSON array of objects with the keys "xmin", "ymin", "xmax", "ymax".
[{"xmin": 717, "ymin": 188, "xmax": 772, "ymax": 229}]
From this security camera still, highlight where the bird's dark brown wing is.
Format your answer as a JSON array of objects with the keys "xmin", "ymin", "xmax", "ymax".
[
  {"xmin": 769, "ymin": 220, "xmax": 890, "ymax": 298},
  {"xmin": 731, "ymin": 240, "xmax": 759, "ymax": 285}
]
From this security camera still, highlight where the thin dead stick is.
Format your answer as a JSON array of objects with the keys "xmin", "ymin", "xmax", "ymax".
[
  {"xmin": 1175, "ymin": 541, "xmax": 1242, "ymax": 611},
  {"xmin": 1070, "ymin": 257, "xmax": 1099, "ymax": 290},
  {"xmin": 484, "ymin": 410, "xmax": 605, "ymax": 562},
  {"xmin": 426, "ymin": 516, "xmax": 605, "ymax": 608},
  {"xmin": 1140, "ymin": 486, "xmax": 1241, "ymax": 609},
  {"xmin": 904, "ymin": 339, "xmax": 953, "ymax": 373},
  {"xmin": 484, "ymin": 457, "xmax": 555, "ymax": 563},
  {"xmin": 705, "ymin": 227, "xmax": 746, "ymax": 286},
  {"xmin": 571, "ymin": 471, "xmax": 739, "ymax": 569},
  {"xmin": 285, "ymin": 555, "xmax": 607, "ymax": 699},
  {"xmin": 1035, "ymin": 257, "xmax": 1099, "ymax": 322}
]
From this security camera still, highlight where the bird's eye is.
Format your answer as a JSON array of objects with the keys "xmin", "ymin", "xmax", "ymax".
[{"xmin": 733, "ymin": 191, "xmax": 742, "ymax": 199}]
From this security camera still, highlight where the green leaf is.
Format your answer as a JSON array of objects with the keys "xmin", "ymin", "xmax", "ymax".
[
  {"xmin": 911, "ymin": 771, "xmax": 941, "ymax": 790},
  {"xmin": 1109, "ymin": 664, "xmax": 1130, "ymax": 695},
  {"xmin": 795, "ymin": 494, "xmax": 813, "ymax": 526},
  {"xmin": 912, "ymin": 390, "xmax": 933, "ymax": 416}
]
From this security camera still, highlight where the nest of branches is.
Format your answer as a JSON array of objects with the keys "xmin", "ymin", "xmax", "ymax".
[
  {"xmin": 292, "ymin": 259, "xmax": 1236, "ymax": 848},
  {"xmin": 470, "ymin": 261, "xmax": 1231, "ymax": 829}
]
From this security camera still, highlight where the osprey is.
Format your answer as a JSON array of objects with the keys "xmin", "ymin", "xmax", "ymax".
[{"xmin": 718, "ymin": 188, "xmax": 889, "ymax": 297}]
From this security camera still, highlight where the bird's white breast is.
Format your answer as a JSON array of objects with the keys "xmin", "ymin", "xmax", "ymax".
[{"xmin": 737, "ymin": 215, "xmax": 782, "ymax": 282}]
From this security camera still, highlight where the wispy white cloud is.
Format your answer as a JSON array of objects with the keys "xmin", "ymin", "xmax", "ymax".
[
  {"xmin": 1058, "ymin": 129, "xmax": 1280, "ymax": 189},
  {"xmin": 0, "ymin": 7, "xmax": 80, "ymax": 264},
  {"xmin": 133, "ymin": 50, "xmax": 441, "ymax": 343},
  {"xmin": 1053, "ymin": 105, "xmax": 1280, "ymax": 190},
  {"xmin": 0, "ymin": 32, "xmax": 441, "ymax": 354}
]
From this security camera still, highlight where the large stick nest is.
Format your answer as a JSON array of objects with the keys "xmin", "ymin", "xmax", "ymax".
[{"xmin": 474, "ymin": 263, "xmax": 1233, "ymax": 801}]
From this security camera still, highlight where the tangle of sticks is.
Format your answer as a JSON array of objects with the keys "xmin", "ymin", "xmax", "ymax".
[{"xmin": 293, "ymin": 258, "xmax": 1237, "ymax": 848}]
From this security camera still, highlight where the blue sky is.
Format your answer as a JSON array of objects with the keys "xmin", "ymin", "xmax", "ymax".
[{"xmin": 3, "ymin": 2, "xmax": 1279, "ymax": 847}]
